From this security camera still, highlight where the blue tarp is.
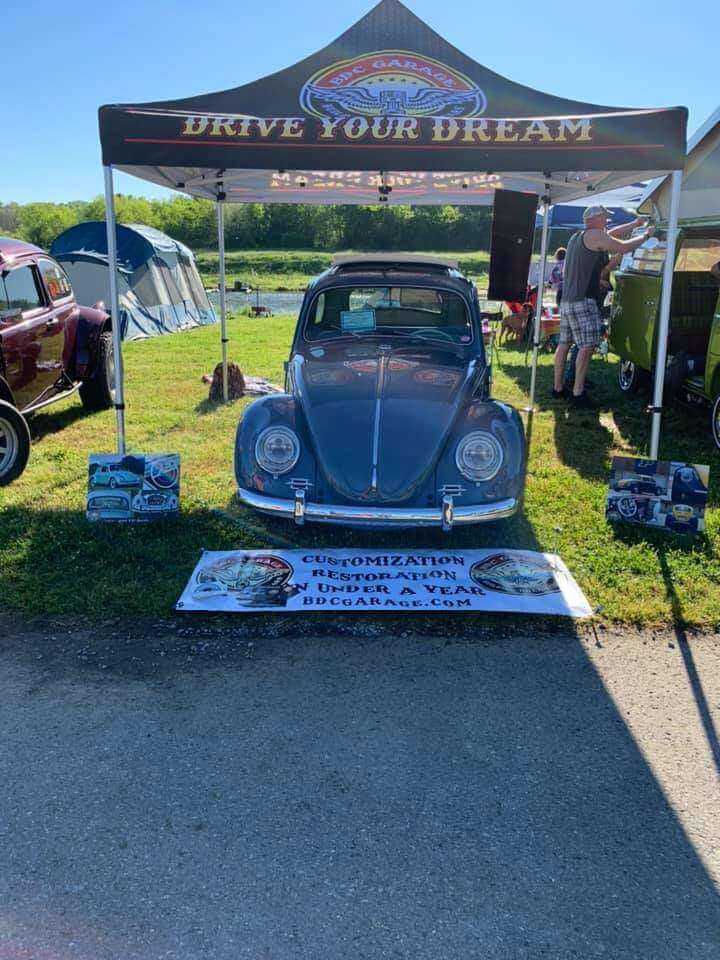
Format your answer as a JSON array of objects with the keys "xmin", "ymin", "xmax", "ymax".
[
  {"xmin": 535, "ymin": 205, "xmax": 637, "ymax": 230},
  {"xmin": 535, "ymin": 183, "xmax": 645, "ymax": 230},
  {"xmin": 51, "ymin": 222, "xmax": 215, "ymax": 341}
]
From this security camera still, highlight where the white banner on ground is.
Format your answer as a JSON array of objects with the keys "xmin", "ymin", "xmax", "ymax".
[{"xmin": 176, "ymin": 549, "xmax": 592, "ymax": 617}]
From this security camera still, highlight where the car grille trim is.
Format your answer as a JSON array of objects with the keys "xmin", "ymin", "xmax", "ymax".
[
  {"xmin": 439, "ymin": 483, "xmax": 467, "ymax": 496},
  {"xmin": 288, "ymin": 477, "xmax": 313, "ymax": 490}
]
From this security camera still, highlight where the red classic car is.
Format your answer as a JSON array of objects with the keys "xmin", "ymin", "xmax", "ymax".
[{"xmin": 0, "ymin": 237, "xmax": 114, "ymax": 485}]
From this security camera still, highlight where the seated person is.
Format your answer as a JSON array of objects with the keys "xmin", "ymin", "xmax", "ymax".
[{"xmin": 548, "ymin": 247, "xmax": 566, "ymax": 307}]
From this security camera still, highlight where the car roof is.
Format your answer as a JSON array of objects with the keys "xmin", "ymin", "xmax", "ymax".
[
  {"xmin": 309, "ymin": 265, "xmax": 474, "ymax": 296},
  {"xmin": 0, "ymin": 236, "xmax": 46, "ymax": 264},
  {"xmin": 332, "ymin": 253, "xmax": 460, "ymax": 270}
]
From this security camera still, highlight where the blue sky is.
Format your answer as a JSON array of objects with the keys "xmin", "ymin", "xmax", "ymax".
[{"xmin": 2, "ymin": 0, "xmax": 714, "ymax": 203}]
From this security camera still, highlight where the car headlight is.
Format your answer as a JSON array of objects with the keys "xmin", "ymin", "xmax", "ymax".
[
  {"xmin": 255, "ymin": 426, "xmax": 300, "ymax": 476},
  {"xmin": 455, "ymin": 431, "xmax": 503, "ymax": 482}
]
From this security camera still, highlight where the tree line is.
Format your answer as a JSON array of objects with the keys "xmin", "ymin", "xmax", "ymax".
[{"xmin": 0, "ymin": 196, "xmax": 494, "ymax": 253}]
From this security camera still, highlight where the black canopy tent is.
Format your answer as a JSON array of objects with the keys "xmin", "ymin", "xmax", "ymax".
[{"xmin": 98, "ymin": 0, "xmax": 686, "ymax": 457}]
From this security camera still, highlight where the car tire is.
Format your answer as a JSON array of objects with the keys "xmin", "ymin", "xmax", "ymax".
[
  {"xmin": 0, "ymin": 401, "xmax": 31, "ymax": 487},
  {"xmin": 617, "ymin": 360, "xmax": 650, "ymax": 395},
  {"xmin": 712, "ymin": 394, "xmax": 720, "ymax": 451},
  {"xmin": 80, "ymin": 330, "xmax": 115, "ymax": 411},
  {"xmin": 109, "ymin": 477, "xmax": 117, "ymax": 489}
]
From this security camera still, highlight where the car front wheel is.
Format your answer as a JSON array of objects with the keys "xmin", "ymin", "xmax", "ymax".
[
  {"xmin": 80, "ymin": 330, "xmax": 115, "ymax": 411},
  {"xmin": 618, "ymin": 360, "xmax": 649, "ymax": 394},
  {"xmin": 0, "ymin": 401, "xmax": 31, "ymax": 486},
  {"xmin": 712, "ymin": 394, "xmax": 720, "ymax": 451}
]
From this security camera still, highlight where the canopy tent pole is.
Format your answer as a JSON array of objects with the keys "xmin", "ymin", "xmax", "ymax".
[
  {"xmin": 527, "ymin": 198, "xmax": 551, "ymax": 412},
  {"xmin": 216, "ymin": 199, "xmax": 228, "ymax": 403},
  {"xmin": 103, "ymin": 165, "xmax": 126, "ymax": 455},
  {"xmin": 649, "ymin": 170, "xmax": 682, "ymax": 459}
]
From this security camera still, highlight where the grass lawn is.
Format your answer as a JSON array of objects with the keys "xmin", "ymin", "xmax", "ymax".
[
  {"xmin": 0, "ymin": 314, "xmax": 718, "ymax": 625},
  {"xmin": 195, "ymin": 249, "xmax": 490, "ymax": 291}
]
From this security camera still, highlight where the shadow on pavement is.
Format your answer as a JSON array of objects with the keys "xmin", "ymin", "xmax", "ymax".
[
  {"xmin": 659, "ymin": 547, "xmax": 720, "ymax": 780},
  {"xmin": 0, "ymin": 621, "xmax": 718, "ymax": 958}
]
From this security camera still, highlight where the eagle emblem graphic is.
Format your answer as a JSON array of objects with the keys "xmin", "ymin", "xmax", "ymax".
[
  {"xmin": 193, "ymin": 553, "xmax": 299, "ymax": 607},
  {"xmin": 303, "ymin": 83, "xmax": 484, "ymax": 119},
  {"xmin": 300, "ymin": 50, "xmax": 487, "ymax": 119}
]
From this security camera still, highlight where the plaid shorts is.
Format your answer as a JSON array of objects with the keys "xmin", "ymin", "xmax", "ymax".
[{"xmin": 559, "ymin": 298, "xmax": 601, "ymax": 348}]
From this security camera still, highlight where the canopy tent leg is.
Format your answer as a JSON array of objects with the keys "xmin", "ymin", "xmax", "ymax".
[
  {"xmin": 217, "ymin": 200, "xmax": 228, "ymax": 403},
  {"xmin": 527, "ymin": 200, "xmax": 551, "ymax": 412},
  {"xmin": 103, "ymin": 165, "xmax": 126, "ymax": 455},
  {"xmin": 649, "ymin": 170, "xmax": 682, "ymax": 460}
]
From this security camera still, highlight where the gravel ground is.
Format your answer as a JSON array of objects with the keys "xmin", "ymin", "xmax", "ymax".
[{"xmin": 0, "ymin": 615, "xmax": 718, "ymax": 960}]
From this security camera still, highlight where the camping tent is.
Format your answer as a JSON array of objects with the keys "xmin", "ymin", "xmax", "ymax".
[
  {"xmin": 97, "ymin": 0, "xmax": 686, "ymax": 458},
  {"xmin": 50, "ymin": 222, "xmax": 215, "ymax": 340},
  {"xmin": 640, "ymin": 106, "xmax": 720, "ymax": 223}
]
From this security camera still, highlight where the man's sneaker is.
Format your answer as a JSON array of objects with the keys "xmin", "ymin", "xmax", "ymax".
[
  {"xmin": 551, "ymin": 387, "xmax": 570, "ymax": 400},
  {"xmin": 571, "ymin": 391, "xmax": 599, "ymax": 410}
]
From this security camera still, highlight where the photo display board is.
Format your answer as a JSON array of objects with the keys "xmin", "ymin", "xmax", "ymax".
[
  {"xmin": 87, "ymin": 453, "xmax": 180, "ymax": 523},
  {"xmin": 606, "ymin": 456, "xmax": 709, "ymax": 535}
]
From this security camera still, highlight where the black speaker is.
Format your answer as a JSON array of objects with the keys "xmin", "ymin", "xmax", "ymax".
[{"xmin": 487, "ymin": 189, "xmax": 539, "ymax": 302}]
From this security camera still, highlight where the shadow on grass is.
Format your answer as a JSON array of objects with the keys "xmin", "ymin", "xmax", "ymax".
[
  {"xmin": 195, "ymin": 397, "xmax": 221, "ymax": 416},
  {"xmin": 0, "ymin": 504, "xmax": 267, "ymax": 618},
  {"xmin": 608, "ymin": 511, "xmax": 717, "ymax": 558},
  {"xmin": 502, "ymin": 355, "xmax": 616, "ymax": 483},
  {"xmin": 27, "ymin": 401, "xmax": 92, "ymax": 442},
  {"xmin": 0, "ymin": 497, "xmax": 567, "ymax": 634},
  {"xmin": 501, "ymin": 353, "xmax": 720, "ymax": 502}
]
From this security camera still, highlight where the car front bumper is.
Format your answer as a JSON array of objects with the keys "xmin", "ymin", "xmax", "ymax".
[{"xmin": 237, "ymin": 486, "xmax": 518, "ymax": 530}]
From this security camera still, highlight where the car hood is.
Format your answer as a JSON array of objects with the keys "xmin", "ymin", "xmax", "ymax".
[{"xmin": 292, "ymin": 341, "xmax": 482, "ymax": 503}]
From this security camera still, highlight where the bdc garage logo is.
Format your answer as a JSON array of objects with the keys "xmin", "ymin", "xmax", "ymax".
[
  {"xmin": 300, "ymin": 50, "xmax": 487, "ymax": 119},
  {"xmin": 192, "ymin": 553, "xmax": 299, "ymax": 607}
]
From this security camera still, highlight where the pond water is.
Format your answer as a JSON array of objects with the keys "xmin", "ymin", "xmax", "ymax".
[{"xmin": 208, "ymin": 291, "xmax": 305, "ymax": 316}]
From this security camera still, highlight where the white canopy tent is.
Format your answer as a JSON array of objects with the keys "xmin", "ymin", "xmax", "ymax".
[
  {"xmin": 98, "ymin": 0, "xmax": 686, "ymax": 459},
  {"xmin": 640, "ymin": 106, "xmax": 720, "ymax": 223}
]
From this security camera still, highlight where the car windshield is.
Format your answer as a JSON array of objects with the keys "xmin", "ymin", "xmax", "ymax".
[{"xmin": 305, "ymin": 285, "xmax": 473, "ymax": 343}]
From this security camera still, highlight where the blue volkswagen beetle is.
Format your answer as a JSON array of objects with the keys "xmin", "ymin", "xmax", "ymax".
[{"xmin": 235, "ymin": 255, "xmax": 526, "ymax": 530}]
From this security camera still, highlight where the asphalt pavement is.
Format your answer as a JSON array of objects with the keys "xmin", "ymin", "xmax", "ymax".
[{"xmin": 0, "ymin": 617, "xmax": 718, "ymax": 959}]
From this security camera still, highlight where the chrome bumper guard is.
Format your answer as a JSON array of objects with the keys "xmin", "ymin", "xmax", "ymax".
[{"xmin": 237, "ymin": 486, "xmax": 517, "ymax": 530}]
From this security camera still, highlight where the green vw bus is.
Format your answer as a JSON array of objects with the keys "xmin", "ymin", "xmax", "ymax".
[
  {"xmin": 609, "ymin": 229, "xmax": 720, "ymax": 448},
  {"xmin": 609, "ymin": 107, "xmax": 720, "ymax": 449}
]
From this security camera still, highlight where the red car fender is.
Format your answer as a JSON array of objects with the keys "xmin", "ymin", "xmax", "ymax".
[{"xmin": 74, "ymin": 305, "xmax": 111, "ymax": 380}]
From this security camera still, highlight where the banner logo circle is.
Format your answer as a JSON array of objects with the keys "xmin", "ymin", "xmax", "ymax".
[
  {"xmin": 470, "ymin": 553, "xmax": 561, "ymax": 596},
  {"xmin": 300, "ymin": 50, "xmax": 487, "ymax": 119}
]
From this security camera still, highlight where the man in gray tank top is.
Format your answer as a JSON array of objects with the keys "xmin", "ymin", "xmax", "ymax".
[{"xmin": 552, "ymin": 205, "xmax": 653, "ymax": 408}]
